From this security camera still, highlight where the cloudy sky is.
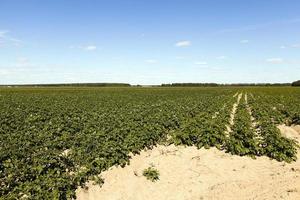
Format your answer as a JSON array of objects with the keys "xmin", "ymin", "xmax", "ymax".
[{"xmin": 0, "ymin": 0, "xmax": 300, "ymax": 84}]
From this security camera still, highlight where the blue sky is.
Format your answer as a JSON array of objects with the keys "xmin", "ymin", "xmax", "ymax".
[{"xmin": 0, "ymin": 0, "xmax": 300, "ymax": 84}]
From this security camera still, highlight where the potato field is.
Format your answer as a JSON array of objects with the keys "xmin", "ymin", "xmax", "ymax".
[{"xmin": 0, "ymin": 87, "xmax": 299, "ymax": 199}]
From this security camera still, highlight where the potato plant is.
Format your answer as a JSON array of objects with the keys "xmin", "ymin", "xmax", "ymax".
[{"xmin": 0, "ymin": 87, "xmax": 299, "ymax": 199}]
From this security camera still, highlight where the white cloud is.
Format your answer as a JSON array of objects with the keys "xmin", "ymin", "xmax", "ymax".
[
  {"xmin": 145, "ymin": 59, "xmax": 157, "ymax": 64},
  {"xmin": 194, "ymin": 61, "xmax": 208, "ymax": 65},
  {"xmin": 9, "ymin": 38, "xmax": 22, "ymax": 46},
  {"xmin": 69, "ymin": 45, "xmax": 97, "ymax": 51},
  {"xmin": 279, "ymin": 44, "xmax": 300, "ymax": 49},
  {"xmin": 266, "ymin": 58, "xmax": 284, "ymax": 64},
  {"xmin": 175, "ymin": 40, "xmax": 191, "ymax": 47},
  {"xmin": 0, "ymin": 30, "xmax": 23, "ymax": 47},
  {"xmin": 240, "ymin": 40, "xmax": 249, "ymax": 44},
  {"xmin": 216, "ymin": 56, "xmax": 227, "ymax": 60},
  {"xmin": 84, "ymin": 45, "xmax": 97, "ymax": 51},
  {"xmin": 291, "ymin": 44, "xmax": 300, "ymax": 48}
]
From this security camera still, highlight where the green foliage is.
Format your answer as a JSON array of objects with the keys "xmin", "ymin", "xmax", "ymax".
[
  {"xmin": 0, "ymin": 87, "xmax": 299, "ymax": 199},
  {"xmin": 91, "ymin": 176, "xmax": 104, "ymax": 186},
  {"xmin": 291, "ymin": 80, "xmax": 300, "ymax": 87},
  {"xmin": 142, "ymin": 167, "xmax": 160, "ymax": 182},
  {"xmin": 0, "ymin": 87, "xmax": 235, "ymax": 199},
  {"xmin": 226, "ymin": 99, "xmax": 259, "ymax": 156},
  {"xmin": 247, "ymin": 88, "xmax": 300, "ymax": 162}
]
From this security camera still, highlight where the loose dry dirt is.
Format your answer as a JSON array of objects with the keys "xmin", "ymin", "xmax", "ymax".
[
  {"xmin": 225, "ymin": 93, "xmax": 242, "ymax": 135},
  {"xmin": 244, "ymin": 93, "xmax": 263, "ymax": 141},
  {"xmin": 76, "ymin": 125, "xmax": 300, "ymax": 200}
]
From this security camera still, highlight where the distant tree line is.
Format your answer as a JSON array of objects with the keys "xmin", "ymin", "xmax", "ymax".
[
  {"xmin": 2, "ymin": 81, "xmax": 299, "ymax": 87},
  {"xmin": 1, "ymin": 83, "xmax": 131, "ymax": 87},
  {"xmin": 161, "ymin": 83, "xmax": 291, "ymax": 87},
  {"xmin": 161, "ymin": 83, "xmax": 219, "ymax": 87},
  {"xmin": 220, "ymin": 83, "xmax": 291, "ymax": 87},
  {"xmin": 292, "ymin": 80, "xmax": 300, "ymax": 86}
]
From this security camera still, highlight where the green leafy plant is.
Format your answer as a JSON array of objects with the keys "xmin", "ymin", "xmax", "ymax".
[
  {"xmin": 0, "ymin": 87, "xmax": 299, "ymax": 199},
  {"xmin": 142, "ymin": 167, "xmax": 160, "ymax": 182}
]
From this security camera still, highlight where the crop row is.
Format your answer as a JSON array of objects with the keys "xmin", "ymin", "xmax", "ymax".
[
  {"xmin": 247, "ymin": 92, "xmax": 299, "ymax": 162},
  {"xmin": 0, "ymin": 87, "xmax": 299, "ymax": 199},
  {"xmin": 0, "ymin": 88, "xmax": 236, "ymax": 199},
  {"xmin": 226, "ymin": 94, "xmax": 259, "ymax": 156}
]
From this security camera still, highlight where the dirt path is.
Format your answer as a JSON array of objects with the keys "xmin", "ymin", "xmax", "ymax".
[
  {"xmin": 244, "ymin": 93, "xmax": 263, "ymax": 141},
  {"xmin": 76, "ymin": 125, "xmax": 300, "ymax": 200},
  {"xmin": 225, "ymin": 93, "xmax": 242, "ymax": 136}
]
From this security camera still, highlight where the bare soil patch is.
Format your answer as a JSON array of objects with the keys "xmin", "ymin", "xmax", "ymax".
[
  {"xmin": 76, "ymin": 125, "xmax": 300, "ymax": 200},
  {"xmin": 225, "ymin": 93, "xmax": 242, "ymax": 135},
  {"xmin": 278, "ymin": 124, "xmax": 300, "ymax": 142},
  {"xmin": 244, "ymin": 93, "xmax": 263, "ymax": 141}
]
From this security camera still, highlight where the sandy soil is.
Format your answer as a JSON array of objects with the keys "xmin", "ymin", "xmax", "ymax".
[
  {"xmin": 229, "ymin": 93, "xmax": 243, "ymax": 126},
  {"xmin": 225, "ymin": 93, "xmax": 242, "ymax": 135},
  {"xmin": 245, "ymin": 93, "xmax": 263, "ymax": 141},
  {"xmin": 278, "ymin": 125, "xmax": 300, "ymax": 141},
  {"xmin": 76, "ymin": 125, "xmax": 300, "ymax": 200}
]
